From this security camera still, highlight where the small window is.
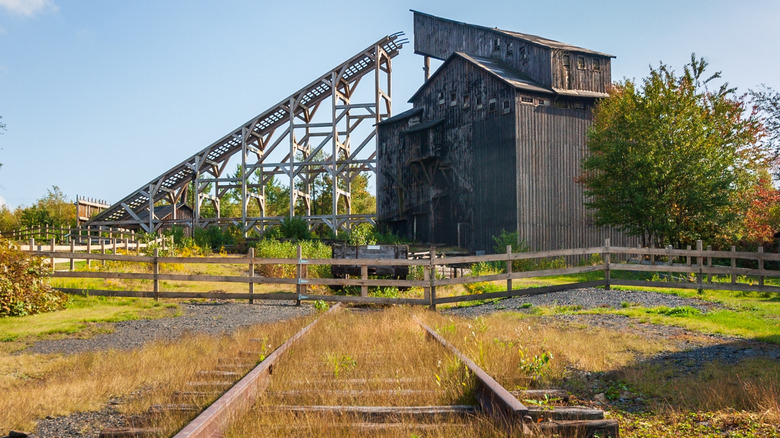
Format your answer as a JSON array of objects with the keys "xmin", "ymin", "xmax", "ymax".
[
  {"xmin": 592, "ymin": 59, "xmax": 600, "ymax": 71},
  {"xmin": 577, "ymin": 56, "xmax": 586, "ymax": 70},
  {"xmin": 408, "ymin": 116, "xmax": 420, "ymax": 127},
  {"xmin": 562, "ymin": 55, "xmax": 570, "ymax": 68},
  {"xmin": 437, "ymin": 91, "xmax": 445, "ymax": 106},
  {"xmin": 518, "ymin": 45, "xmax": 527, "ymax": 60},
  {"xmin": 573, "ymin": 101, "xmax": 585, "ymax": 110},
  {"xmin": 506, "ymin": 42, "xmax": 514, "ymax": 58},
  {"xmin": 502, "ymin": 100, "xmax": 511, "ymax": 114},
  {"xmin": 537, "ymin": 99, "xmax": 549, "ymax": 106},
  {"xmin": 462, "ymin": 91, "xmax": 470, "ymax": 108},
  {"xmin": 476, "ymin": 95, "xmax": 484, "ymax": 109},
  {"xmin": 521, "ymin": 96, "xmax": 533, "ymax": 104},
  {"xmin": 553, "ymin": 100, "xmax": 568, "ymax": 109},
  {"xmin": 488, "ymin": 98, "xmax": 497, "ymax": 112},
  {"xmin": 492, "ymin": 38, "xmax": 500, "ymax": 51},
  {"xmin": 450, "ymin": 91, "xmax": 457, "ymax": 107}
]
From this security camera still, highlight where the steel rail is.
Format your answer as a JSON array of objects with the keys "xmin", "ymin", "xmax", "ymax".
[
  {"xmin": 413, "ymin": 315, "xmax": 530, "ymax": 435},
  {"xmin": 172, "ymin": 304, "xmax": 339, "ymax": 438}
]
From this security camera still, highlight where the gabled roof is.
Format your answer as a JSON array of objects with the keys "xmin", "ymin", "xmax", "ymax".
[
  {"xmin": 411, "ymin": 10, "xmax": 613, "ymax": 58},
  {"xmin": 408, "ymin": 52, "xmax": 555, "ymax": 103},
  {"xmin": 377, "ymin": 107, "xmax": 423, "ymax": 126},
  {"xmin": 408, "ymin": 52, "xmax": 609, "ymax": 102}
]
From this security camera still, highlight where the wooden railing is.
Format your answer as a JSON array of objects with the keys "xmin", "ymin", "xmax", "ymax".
[
  {"xmin": 3, "ymin": 225, "xmax": 142, "ymax": 244},
  {"xmin": 25, "ymin": 239, "xmax": 780, "ymax": 307}
]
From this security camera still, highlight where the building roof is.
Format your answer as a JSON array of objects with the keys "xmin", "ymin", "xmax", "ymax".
[
  {"xmin": 377, "ymin": 107, "xmax": 423, "ymax": 126},
  {"xmin": 408, "ymin": 52, "xmax": 609, "ymax": 102},
  {"xmin": 411, "ymin": 10, "xmax": 613, "ymax": 58}
]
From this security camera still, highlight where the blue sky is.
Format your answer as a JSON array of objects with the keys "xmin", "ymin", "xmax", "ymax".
[{"xmin": 1, "ymin": 0, "xmax": 778, "ymax": 208}]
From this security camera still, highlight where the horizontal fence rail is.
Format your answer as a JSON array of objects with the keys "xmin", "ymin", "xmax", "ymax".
[{"xmin": 21, "ymin": 239, "xmax": 780, "ymax": 307}]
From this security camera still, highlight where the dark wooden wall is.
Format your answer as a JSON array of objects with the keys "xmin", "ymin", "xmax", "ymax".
[
  {"xmin": 550, "ymin": 50, "xmax": 612, "ymax": 94},
  {"xmin": 514, "ymin": 102, "xmax": 631, "ymax": 250},
  {"xmin": 413, "ymin": 11, "xmax": 553, "ymax": 88}
]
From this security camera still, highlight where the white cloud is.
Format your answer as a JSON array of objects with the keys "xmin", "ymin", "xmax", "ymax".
[{"xmin": 0, "ymin": 0, "xmax": 57, "ymax": 17}]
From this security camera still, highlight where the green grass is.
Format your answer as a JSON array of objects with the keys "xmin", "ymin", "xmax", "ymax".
[{"xmin": 0, "ymin": 295, "xmax": 179, "ymax": 343}]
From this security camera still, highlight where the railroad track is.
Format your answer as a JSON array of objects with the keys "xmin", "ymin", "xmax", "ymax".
[{"xmin": 101, "ymin": 306, "xmax": 619, "ymax": 437}]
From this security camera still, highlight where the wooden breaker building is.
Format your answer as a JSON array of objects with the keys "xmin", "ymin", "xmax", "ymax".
[{"xmin": 377, "ymin": 11, "xmax": 633, "ymax": 253}]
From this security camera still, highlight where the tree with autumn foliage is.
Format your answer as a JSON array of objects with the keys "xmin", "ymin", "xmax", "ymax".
[{"xmin": 580, "ymin": 55, "xmax": 768, "ymax": 248}]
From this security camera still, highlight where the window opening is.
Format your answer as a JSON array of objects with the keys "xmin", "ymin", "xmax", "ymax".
[
  {"xmin": 488, "ymin": 98, "xmax": 497, "ymax": 112},
  {"xmin": 521, "ymin": 96, "xmax": 533, "ymax": 104},
  {"xmin": 577, "ymin": 56, "xmax": 586, "ymax": 70},
  {"xmin": 502, "ymin": 100, "xmax": 511, "ymax": 114},
  {"xmin": 450, "ymin": 91, "xmax": 457, "ymax": 107}
]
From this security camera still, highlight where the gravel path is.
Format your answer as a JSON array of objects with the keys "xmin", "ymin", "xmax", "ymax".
[{"xmin": 26, "ymin": 300, "xmax": 313, "ymax": 355}]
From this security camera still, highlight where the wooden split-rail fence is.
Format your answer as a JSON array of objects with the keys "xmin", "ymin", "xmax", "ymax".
[
  {"xmin": 23, "ymin": 239, "xmax": 780, "ymax": 308},
  {"xmin": 4, "ymin": 225, "xmax": 143, "ymax": 245}
]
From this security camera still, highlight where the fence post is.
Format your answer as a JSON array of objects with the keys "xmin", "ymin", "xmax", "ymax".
[
  {"xmin": 506, "ymin": 245, "xmax": 513, "ymax": 293},
  {"xmin": 248, "ymin": 247, "xmax": 255, "ymax": 304},
  {"xmin": 696, "ymin": 240, "xmax": 703, "ymax": 293},
  {"xmin": 124, "ymin": 238, "xmax": 129, "ymax": 252},
  {"xmin": 50, "ymin": 238, "xmax": 56, "ymax": 268},
  {"xmin": 29, "ymin": 238, "xmax": 34, "ymax": 253},
  {"xmin": 153, "ymin": 248, "xmax": 159, "ymax": 301},
  {"xmin": 295, "ymin": 245, "xmax": 302, "ymax": 306},
  {"xmin": 113, "ymin": 239, "xmax": 117, "ymax": 256},
  {"xmin": 101, "ymin": 239, "xmax": 106, "ymax": 267},
  {"xmin": 429, "ymin": 246, "xmax": 436, "ymax": 310},
  {"xmin": 423, "ymin": 266, "xmax": 430, "ymax": 303},
  {"xmin": 706, "ymin": 245, "xmax": 713, "ymax": 283},
  {"xmin": 686, "ymin": 245, "xmax": 691, "ymax": 267},
  {"xmin": 70, "ymin": 240, "xmax": 75, "ymax": 271},
  {"xmin": 604, "ymin": 238, "xmax": 611, "ymax": 291},
  {"xmin": 87, "ymin": 237, "xmax": 92, "ymax": 268},
  {"xmin": 360, "ymin": 263, "xmax": 369, "ymax": 298},
  {"xmin": 666, "ymin": 245, "xmax": 673, "ymax": 281},
  {"xmin": 731, "ymin": 246, "xmax": 737, "ymax": 285},
  {"xmin": 758, "ymin": 246, "xmax": 764, "ymax": 288}
]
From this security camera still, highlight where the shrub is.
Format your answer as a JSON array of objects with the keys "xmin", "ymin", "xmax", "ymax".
[
  {"xmin": 253, "ymin": 238, "xmax": 331, "ymax": 278},
  {"xmin": 0, "ymin": 238, "xmax": 68, "ymax": 317},
  {"xmin": 278, "ymin": 217, "xmax": 311, "ymax": 241}
]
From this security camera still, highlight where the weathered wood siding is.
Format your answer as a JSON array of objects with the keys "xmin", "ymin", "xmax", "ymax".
[
  {"xmin": 550, "ymin": 50, "xmax": 611, "ymax": 93},
  {"xmin": 514, "ymin": 101, "xmax": 632, "ymax": 250},
  {"xmin": 413, "ymin": 11, "xmax": 553, "ymax": 88},
  {"xmin": 472, "ymin": 114, "xmax": 517, "ymax": 252}
]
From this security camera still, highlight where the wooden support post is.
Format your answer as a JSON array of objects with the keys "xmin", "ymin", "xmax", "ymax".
[
  {"xmin": 87, "ymin": 237, "xmax": 92, "ymax": 268},
  {"xmin": 248, "ymin": 247, "xmax": 255, "ymax": 304},
  {"xmin": 296, "ymin": 245, "xmax": 302, "ymax": 306},
  {"xmin": 50, "ymin": 238, "xmax": 55, "ymax": 268},
  {"xmin": 29, "ymin": 238, "xmax": 34, "ymax": 253},
  {"xmin": 113, "ymin": 239, "xmax": 117, "ymax": 256},
  {"xmin": 361, "ymin": 264, "xmax": 369, "ymax": 297},
  {"xmin": 70, "ymin": 240, "xmax": 75, "ymax": 271},
  {"xmin": 429, "ymin": 246, "xmax": 436, "ymax": 310},
  {"xmin": 603, "ymin": 238, "xmax": 611, "ymax": 291},
  {"xmin": 101, "ymin": 239, "xmax": 106, "ymax": 267},
  {"xmin": 666, "ymin": 245, "xmax": 673, "ymax": 281},
  {"xmin": 731, "ymin": 246, "xmax": 737, "ymax": 285},
  {"xmin": 758, "ymin": 246, "xmax": 765, "ymax": 288},
  {"xmin": 124, "ymin": 238, "xmax": 129, "ymax": 252},
  {"xmin": 706, "ymin": 245, "xmax": 713, "ymax": 283},
  {"xmin": 696, "ymin": 240, "xmax": 703, "ymax": 293},
  {"xmin": 650, "ymin": 243, "xmax": 655, "ymax": 265},
  {"xmin": 686, "ymin": 245, "xmax": 691, "ymax": 267},
  {"xmin": 153, "ymin": 248, "xmax": 160, "ymax": 301},
  {"xmin": 506, "ymin": 245, "xmax": 513, "ymax": 293},
  {"xmin": 423, "ymin": 266, "xmax": 430, "ymax": 303}
]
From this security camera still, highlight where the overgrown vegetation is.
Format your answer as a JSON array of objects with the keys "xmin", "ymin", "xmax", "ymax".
[
  {"xmin": 0, "ymin": 238, "xmax": 68, "ymax": 317},
  {"xmin": 581, "ymin": 55, "xmax": 774, "ymax": 249}
]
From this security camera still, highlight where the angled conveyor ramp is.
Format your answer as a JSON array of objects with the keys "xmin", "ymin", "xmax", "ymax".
[{"xmin": 88, "ymin": 34, "xmax": 406, "ymax": 233}]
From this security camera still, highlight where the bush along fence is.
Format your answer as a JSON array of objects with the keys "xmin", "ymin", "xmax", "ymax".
[{"xmin": 24, "ymin": 239, "xmax": 780, "ymax": 308}]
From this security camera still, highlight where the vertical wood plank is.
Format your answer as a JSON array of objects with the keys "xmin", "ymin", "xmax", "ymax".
[
  {"xmin": 296, "ymin": 245, "xmax": 302, "ymax": 306},
  {"xmin": 706, "ymin": 245, "xmax": 712, "ymax": 283},
  {"xmin": 758, "ymin": 246, "xmax": 764, "ymax": 288},
  {"xmin": 361, "ymin": 264, "xmax": 369, "ymax": 297},
  {"xmin": 731, "ymin": 246, "xmax": 737, "ymax": 285},
  {"xmin": 153, "ymin": 248, "xmax": 160, "ymax": 302},
  {"xmin": 603, "ymin": 238, "xmax": 611, "ymax": 291},
  {"xmin": 248, "ymin": 247, "xmax": 255, "ymax": 304},
  {"xmin": 696, "ymin": 240, "xmax": 703, "ymax": 293},
  {"xmin": 506, "ymin": 245, "xmax": 513, "ymax": 293},
  {"xmin": 70, "ymin": 240, "xmax": 75, "ymax": 271}
]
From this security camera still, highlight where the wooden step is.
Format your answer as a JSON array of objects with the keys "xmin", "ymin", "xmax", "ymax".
[
  {"xmin": 268, "ymin": 404, "xmax": 477, "ymax": 422},
  {"xmin": 512, "ymin": 389, "xmax": 570, "ymax": 402},
  {"xmin": 172, "ymin": 390, "xmax": 222, "ymax": 401},
  {"xmin": 270, "ymin": 389, "xmax": 438, "ymax": 398},
  {"xmin": 532, "ymin": 419, "xmax": 619, "ymax": 438},
  {"xmin": 148, "ymin": 404, "xmax": 200, "ymax": 414},
  {"xmin": 185, "ymin": 381, "xmax": 233, "ymax": 389},
  {"xmin": 527, "ymin": 406, "xmax": 604, "ymax": 421},
  {"xmin": 197, "ymin": 370, "xmax": 242, "ymax": 378},
  {"xmin": 99, "ymin": 428, "xmax": 161, "ymax": 438},
  {"xmin": 216, "ymin": 363, "xmax": 251, "ymax": 370}
]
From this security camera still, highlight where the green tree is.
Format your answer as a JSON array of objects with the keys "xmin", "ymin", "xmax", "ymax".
[
  {"xmin": 19, "ymin": 186, "xmax": 76, "ymax": 230},
  {"xmin": 580, "ymin": 55, "xmax": 766, "ymax": 248},
  {"xmin": 750, "ymin": 85, "xmax": 780, "ymax": 178}
]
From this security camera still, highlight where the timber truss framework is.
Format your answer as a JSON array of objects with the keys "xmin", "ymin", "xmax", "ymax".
[{"xmin": 88, "ymin": 33, "xmax": 407, "ymax": 234}]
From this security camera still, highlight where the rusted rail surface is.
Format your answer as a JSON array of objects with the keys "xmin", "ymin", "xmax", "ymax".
[
  {"xmin": 414, "ymin": 315, "xmax": 530, "ymax": 434},
  {"xmin": 171, "ymin": 304, "xmax": 339, "ymax": 438}
]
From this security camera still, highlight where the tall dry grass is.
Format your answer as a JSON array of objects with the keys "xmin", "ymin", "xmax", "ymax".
[
  {"xmin": 225, "ymin": 306, "xmax": 509, "ymax": 437},
  {"xmin": 1, "ymin": 314, "xmax": 314, "ymax": 433}
]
